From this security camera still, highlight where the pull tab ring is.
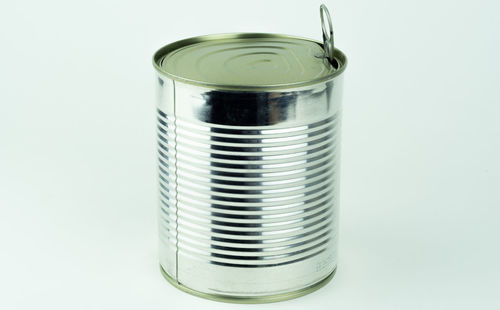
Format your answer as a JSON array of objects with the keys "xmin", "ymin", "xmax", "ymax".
[{"xmin": 320, "ymin": 4, "xmax": 335, "ymax": 64}]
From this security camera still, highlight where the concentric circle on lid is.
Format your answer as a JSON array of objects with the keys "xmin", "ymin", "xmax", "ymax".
[{"xmin": 153, "ymin": 33, "xmax": 346, "ymax": 90}]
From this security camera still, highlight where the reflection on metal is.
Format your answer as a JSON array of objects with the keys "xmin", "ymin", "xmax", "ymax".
[{"xmin": 153, "ymin": 5, "xmax": 347, "ymax": 303}]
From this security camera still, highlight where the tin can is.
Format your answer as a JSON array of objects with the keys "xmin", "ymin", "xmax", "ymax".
[{"xmin": 153, "ymin": 5, "xmax": 347, "ymax": 303}]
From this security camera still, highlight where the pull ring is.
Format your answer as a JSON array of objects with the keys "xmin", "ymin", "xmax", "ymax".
[{"xmin": 320, "ymin": 4, "xmax": 335, "ymax": 64}]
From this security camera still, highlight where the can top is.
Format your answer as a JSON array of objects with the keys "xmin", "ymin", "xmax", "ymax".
[{"xmin": 153, "ymin": 33, "xmax": 346, "ymax": 90}]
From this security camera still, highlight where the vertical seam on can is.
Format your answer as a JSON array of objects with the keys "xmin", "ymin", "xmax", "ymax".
[{"xmin": 173, "ymin": 79, "xmax": 179, "ymax": 283}]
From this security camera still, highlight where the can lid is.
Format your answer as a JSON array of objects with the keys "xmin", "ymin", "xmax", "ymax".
[{"xmin": 153, "ymin": 6, "xmax": 346, "ymax": 90}]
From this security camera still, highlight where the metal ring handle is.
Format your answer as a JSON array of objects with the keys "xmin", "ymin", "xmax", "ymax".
[{"xmin": 320, "ymin": 4, "xmax": 335, "ymax": 63}]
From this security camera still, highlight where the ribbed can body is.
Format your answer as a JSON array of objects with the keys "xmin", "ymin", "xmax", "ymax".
[{"xmin": 155, "ymin": 74, "xmax": 344, "ymax": 299}]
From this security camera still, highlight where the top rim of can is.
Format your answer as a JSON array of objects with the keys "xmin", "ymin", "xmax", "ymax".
[{"xmin": 153, "ymin": 33, "xmax": 347, "ymax": 91}]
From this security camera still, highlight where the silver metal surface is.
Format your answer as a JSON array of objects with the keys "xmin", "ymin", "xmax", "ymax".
[
  {"xmin": 153, "ymin": 6, "xmax": 346, "ymax": 302},
  {"xmin": 155, "ymin": 66, "xmax": 345, "ymax": 298},
  {"xmin": 158, "ymin": 36, "xmax": 336, "ymax": 88},
  {"xmin": 320, "ymin": 5, "xmax": 335, "ymax": 64}
]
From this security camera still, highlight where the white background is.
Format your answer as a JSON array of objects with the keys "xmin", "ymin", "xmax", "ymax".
[{"xmin": 1, "ymin": 0, "xmax": 499, "ymax": 309}]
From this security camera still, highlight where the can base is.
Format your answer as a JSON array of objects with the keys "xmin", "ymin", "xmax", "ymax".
[{"xmin": 160, "ymin": 265, "xmax": 336, "ymax": 304}]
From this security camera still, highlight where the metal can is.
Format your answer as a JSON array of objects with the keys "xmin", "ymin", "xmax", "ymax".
[{"xmin": 152, "ymin": 5, "xmax": 347, "ymax": 303}]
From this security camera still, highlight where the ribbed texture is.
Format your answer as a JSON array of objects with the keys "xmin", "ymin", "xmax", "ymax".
[{"xmin": 157, "ymin": 109, "xmax": 339, "ymax": 268}]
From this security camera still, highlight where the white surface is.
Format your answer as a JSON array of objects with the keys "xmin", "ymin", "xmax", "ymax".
[{"xmin": 1, "ymin": 0, "xmax": 499, "ymax": 309}]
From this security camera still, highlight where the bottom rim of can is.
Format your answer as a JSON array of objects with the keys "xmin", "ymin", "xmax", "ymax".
[{"xmin": 160, "ymin": 265, "xmax": 337, "ymax": 304}]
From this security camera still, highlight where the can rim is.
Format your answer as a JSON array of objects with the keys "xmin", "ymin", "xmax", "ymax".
[
  {"xmin": 153, "ymin": 33, "xmax": 347, "ymax": 91},
  {"xmin": 160, "ymin": 265, "xmax": 337, "ymax": 304}
]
